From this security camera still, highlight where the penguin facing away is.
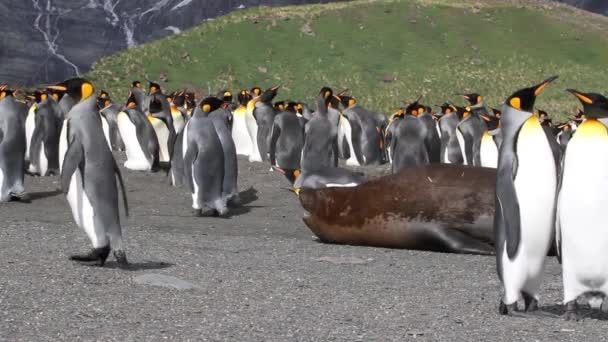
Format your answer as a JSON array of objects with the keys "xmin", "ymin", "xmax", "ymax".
[
  {"xmin": 0, "ymin": 87, "xmax": 27, "ymax": 202},
  {"xmin": 269, "ymin": 101, "xmax": 306, "ymax": 170},
  {"xmin": 98, "ymin": 96, "xmax": 125, "ymax": 151},
  {"xmin": 557, "ymin": 89, "xmax": 608, "ymax": 320},
  {"xmin": 49, "ymin": 78, "xmax": 129, "ymax": 267},
  {"xmin": 301, "ymin": 91, "xmax": 339, "ymax": 173},
  {"xmin": 390, "ymin": 101, "xmax": 429, "ymax": 173},
  {"xmin": 28, "ymin": 94, "xmax": 63, "ymax": 176},
  {"xmin": 494, "ymin": 76, "xmax": 558, "ymax": 316},
  {"xmin": 437, "ymin": 103, "xmax": 465, "ymax": 165}
]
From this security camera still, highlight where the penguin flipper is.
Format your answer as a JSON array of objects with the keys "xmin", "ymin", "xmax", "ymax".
[
  {"xmin": 183, "ymin": 143, "xmax": 198, "ymax": 194},
  {"xmin": 495, "ymin": 152, "xmax": 521, "ymax": 259},
  {"xmin": 112, "ymin": 158, "xmax": 129, "ymax": 217},
  {"xmin": 60, "ymin": 137, "xmax": 84, "ymax": 194},
  {"xmin": 269, "ymin": 121, "xmax": 280, "ymax": 167}
]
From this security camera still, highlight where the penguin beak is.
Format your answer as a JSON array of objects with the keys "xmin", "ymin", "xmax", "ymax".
[
  {"xmin": 292, "ymin": 188, "xmax": 301, "ymax": 195},
  {"xmin": 270, "ymin": 85, "xmax": 281, "ymax": 92},
  {"xmin": 566, "ymin": 89, "xmax": 593, "ymax": 104},
  {"xmin": 47, "ymin": 83, "xmax": 67, "ymax": 91},
  {"xmin": 533, "ymin": 75, "xmax": 559, "ymax": 96},
  {"xmin": 0, "ymin": 85, "xmax": 6, "ymax": 91}
]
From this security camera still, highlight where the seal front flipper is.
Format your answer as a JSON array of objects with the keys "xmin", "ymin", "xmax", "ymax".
[
  {"xmin": 436, "ymin": 228, "xmax": 495, "ymax": 255},
  {"xmin": 61, "ymin": 137, "xmax": 84, "ymax": 193}
]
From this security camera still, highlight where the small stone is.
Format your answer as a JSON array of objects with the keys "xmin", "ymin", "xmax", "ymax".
[{"xmin": 316, "ymin": 256, "xmax": 367, "ymax": 265}]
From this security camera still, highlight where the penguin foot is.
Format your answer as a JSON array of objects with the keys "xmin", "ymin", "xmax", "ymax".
[
  {"xmin": 523, "ymin": 293, "xmax": 538, "ymax": 312},
  {"xmin": 498, "ymin": 300, "xmax": 527, "ymax": 317},
  {"xmin": 70, "ymin": 246, "xmax": 111, "ymax": 267},
  {"xmin": 564, "ymin": 301, "xmax": 579, "ymax": 321},
  {"xmin": 10, "ymin": 192, "xmax": 31, "ymax": 203},
  {"xmin": 601, "ymin": 299, "xmax": 608, "ymax": 314},
  {"xmin": 193, "ymin": 209, "xmax": 203, "ymax": 217},
  {"xmin": 114, "ymin": 250, "xmax": 128, "ymax": 267},
  {"xmin": 227, "ymin": 194, "xmax": 241, "ymax": 208},
  {"xmin": 193, "ymin": 208, "xmax": 219, "ymax": 217}
]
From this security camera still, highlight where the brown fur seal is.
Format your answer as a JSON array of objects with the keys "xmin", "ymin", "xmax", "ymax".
[{"xmin": 299, "ymin": 164, "xmax": 496, "ymax": 255}]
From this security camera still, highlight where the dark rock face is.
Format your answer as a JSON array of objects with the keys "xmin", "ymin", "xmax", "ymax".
[
  {"xmin": 1, "ymin": 0, "xmax": 343, "ymax": 86},
  {"xmin": 555, "ymin": 0, "xmax": 608, "ymax": 15}
]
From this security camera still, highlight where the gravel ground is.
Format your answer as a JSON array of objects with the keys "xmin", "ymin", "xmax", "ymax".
[{"xmin": 1, "ymin": 154, "xmax": 607, "ymax": 341}]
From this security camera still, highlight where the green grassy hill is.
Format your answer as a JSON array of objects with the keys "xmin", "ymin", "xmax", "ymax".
[{"xmin": 87, "ymin": 0, "xmax": 608, "ymax": 119}]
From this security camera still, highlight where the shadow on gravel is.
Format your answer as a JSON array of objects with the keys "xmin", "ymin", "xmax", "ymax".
[
  {"xmin": 542, "ymin": 304, "xmax": 608, "ymax": 321},
  {"xmin": 223, "ymin": 187, "xmax": 261, "ymax": 218},
  {"xmin": 28, "ymin": 189, "xmax": 63, "ymax": 201},
  {"xmin": 105, "ymin": 261, "xmax": 174, "ymax": 271}
]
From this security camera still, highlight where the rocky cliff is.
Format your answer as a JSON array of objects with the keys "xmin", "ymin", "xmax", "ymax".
[{"xmin": 1, "ymin": 0, "xmax": 342, "ymax": 86}]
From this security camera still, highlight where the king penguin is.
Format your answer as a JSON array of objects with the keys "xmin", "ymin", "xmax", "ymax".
[
  {"xmin": 246, "ymin": 86, "xmax": 279, "ymax": 163},
  {"xmin": 28, "ymin": 91, "xmax": 63, "ymax": 176},
  {"xmin": 148, "ymin": 83, "xmax": 177, "ymax": 165},
  {"xmin": 24, "ymin": 91, "xmax": 45, "ymax": 162},
  {"xmin": 390, "ymin": 100, "xmax": 429, "ymax": 172},
  {"xmin": 556, "ymin": 89, "xmax": 608, "ymax": 319},
  {"xmin": 495, "ymin": 76, "xmax": 558, "ymax": 315},
  {"xmin": 456, "ymin": 95, "xmax": 488, "ymax": 166},
  {"xmin": 98, "ymin": 95, "xmax": 125, "ymax": 151},
  {"xmin": 232, "ymin": 90, "xmax": 254, "ymax": 156},
  {"xmin": 0, "ymin": 87, "xmax": 27, "ymax": 202},
  {"xmin": 437, "ymin": 103, "xmax": 465, "ymax": 165},
  {"xmin": 269, "ymin": 101, "xmax": 306, "ymax": 170},
  {"xmin": 48, "ymin": 78, "xmax": 129, "ymax": 267},
  {"xmin": 116, "ymin": 92, "xmax": 160, "ymax": 172},
  {"xmin": 182, "ymin": 96, "xmax": 228, "ymax": 216},
  {"xmin": 339, "ymin": 95, "xmax": 385, "ymax": 165},
  {"xmin": 478, "ymin": 113, "xmax": 500, "ymax": 168},
  {"xmin": 301, "ymin": 90, "xmax": 339, "ymax": 172}
]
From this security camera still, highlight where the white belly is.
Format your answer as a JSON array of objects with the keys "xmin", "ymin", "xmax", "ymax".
[
  {"xmin": 173, "ymin": 114, "xmax": 185, "ymax": 134},
  {"xmin": 435, "ymin": 122, "xmax": 442, "ymax": 138},
  {"xmin": 558, "ymin": 129, "xmax": 608, "ymax": 302},
  {"xmin": 246, "ymin": 110, "xmax": 261, "ymax": 162},
  {"xmin": 232, "ymin": 107, "xmax": 252, "ymax": 156},
  {"xmin": 66, "ymin": 170, "xmax": 104, "ymax": 248},
  {"xmin": 338, "ymin": 116, "xmax": 359, "ymax": 166},
  {"xmin": 0, "ymin": 166, "xmax": 5, "ymax": 200},
  {"xmin": 117, "ymin": 112, "xmax": 151, "ymax": 171},
  {"xmin": 150, "ymin": 118, "xmax": 170, "ymax": 162},
  {"xmin": 456, "ymin": 129, "xmax": 467, "ymax": 165},
  {"xmin": 480, "ymin": 134, "xmax": 498, "ymax": 168},
  {"xmin": 25, "ymin": 107, "xmax": 36, "ymax": 161},
  {"xmin": 501, "ymin": 122, "xmax": 556, "ymax": 303},
  {"xmin": 59, "ymin": 120, "xmax": 68, "ymax": 173},
  {"xmin": 101, "ymin": 115, "xmax": 112, "ymax": 150}
]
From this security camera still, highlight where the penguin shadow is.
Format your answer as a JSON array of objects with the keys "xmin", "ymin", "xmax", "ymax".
[
  {"xmin": 28, "ymin": 189, "xmax": 63, "ymax": 201},
  {"xmin": 104, "ymin": 260, "xmax": 174, "ymax": 272},
  {"xmin": 540, "ymin": 304, "xmax": 608, "ymax": 321},
  {"xmin": 223, "ymin": 187, "xmax": 261, "ymax": 218}
]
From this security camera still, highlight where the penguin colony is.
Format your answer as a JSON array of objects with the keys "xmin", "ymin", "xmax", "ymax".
[{"xmin": 0, "ymin": 76, "xmax": 606, "ymax": 320}]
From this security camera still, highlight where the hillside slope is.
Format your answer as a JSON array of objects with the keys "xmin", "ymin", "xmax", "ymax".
[{"xmin": 88, "ymin": 0, "xmax": 608, "ymax": 117}]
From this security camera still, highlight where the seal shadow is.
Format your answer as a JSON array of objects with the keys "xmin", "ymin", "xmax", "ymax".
[
  {"xmin": 28, "ymin": 189, "xmax": 63, "ymax": 201},
  {"xmin": 104, "ymin": 260, "xmax": 174, "ymax": 272},
  {"xmin": 541, "ymin": 304, "xmax": 608, "ymax": 321}
]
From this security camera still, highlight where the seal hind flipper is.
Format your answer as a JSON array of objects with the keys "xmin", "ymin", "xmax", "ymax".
[{"xmin": 434, "ymin": 228, "xmax": 495, "ymax": 255}]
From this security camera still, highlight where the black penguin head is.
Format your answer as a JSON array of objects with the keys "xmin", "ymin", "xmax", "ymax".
[
  {"xmin": 132, "ymin": 80, "xmax": 142, "ymax": 89},
  {"xmin": 505, "ymin": 76, "xmax": 558, "ymax": 112},
  {"xmin": 284, "ymin": 101, "xmax": 298, "ymax": 113},
  {"xmin": 437, "ymin": 102, "xmax": 454, "ymax": 116},
  {"xmin": 537, "ymin": 109, "xmax": 551, "ymax": 126},
  {"xmin": 148, "ymin": 81, "xmax": 161, "ymax": 95},
  {"xmin": 250, "ymin": 87, "xmax": 262, "ymax": 97},
  {"xmin": 149, "ymin": 96, "xmax": 163, "ymax": 114},
  {"xmin": 480, "ymin": 114, "xmax": 501, "ymax": 131},
  {"xmin": 218, "ymin": 90, "xmax": 233, "ymax": 103},
  {"xmin": 199, "ymin": 96, "xmax": 224, "ymax": 114},
  {"xmin": 461, "ymin": 93, "xmax": 483, "ymax": 106},
  {"xmin": 451, "ymin": 104, "xmax": 468, "ymax": 120},
  {"xmin": 0, "ymin": 87, "xmax": 17, "ymax": 100},
  {"xmin": 237, "ymin": 90, "xmax": 251, "ymax": 106},
  {"xmin": 566, "ymin": 89, "xmax": 608, "ymax": 119},
  {"xmin": 274, "ymin": 100, "xmax": 287, "ymax": 112},
  {"xmin": 47, "ymin": 77, "xmax": 95, "ymax": 103},
  {"xmin": 172, "ymin": 90, "xmax": 186, "ymax": 107},
  {"xmin": 258, "ymin": 86, "xmax": 280, "ymax": 103},
  {"xmin": 490, "ymin": 108, "xmax": 502, "ymax": 118},
  {"xmin": 320, "ymin": 87, "xmax": 333, "ymax": 101},
  {"xmin": 338, "ymin": 95, "xmax": 357, "ymax": 109},
  {"xmin": 125, "ymin": 91, "xmax": 138, "ymax": 109},
  {"xmin": 273, "ymin": 166, "xmax": 301, "ymax": 185},
  {"xmin": 97, "ymin": 96, "xmax": 112, "ymax": 110},
  {"xmin": 99, "ymin": 90, "xmax": 110, "ymax": 99},
  {"xmin": 26, "ymin": 90, "xmax": 48, "ymax": 103}
]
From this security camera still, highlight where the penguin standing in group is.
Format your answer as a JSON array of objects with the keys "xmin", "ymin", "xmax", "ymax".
[
  {"xmin": 197, "ymin": 96, "xmax": 239, "ymax": 206},
  {"xmin": 182, "ymin": 96, "xmax": 228, "ymax": 216},
  {"xmin": 168, "ymin": 91, "xmax": 189, "ymax": 134},
  {"xmin": 98, "ymin": 94, "xmax": 125, "ymax": 151},
  {"xmin": 301, "ymin": 91, "xmax": 339, "ymax": 172},
  {"xmin": 130, "ymin": 81, "xmax": 148, "ymax": 113},
  {"xmin": 116, "ymin": 93, "xmax": 160, "ymax": 172},
  {"xmin": 415, "ymin": 104, "xmax": 441, "ymax": 163},
  {"xmin": 457, "ymin": 94, "xmax": 488, "ymax": 166},
  {"xmin": 247, "ymin": 86, "xmax": 279, "ymax": 163},
  {"xmin": 339, "ymin": 95, "xmax": 385, "ymax": 165},
  {"xmin": 28, "ymin": 91, "xmax": 63, "ymax": 176},
  {"xmin": 0, "ymin": 86, "xmax": 27, "ymax": 202},
  {"xmin": 269, "ymin": 101, "xmax": 306, "ymax": 170},
  {"xmin": 437, "ymin": 103, "xmax": 465, "ymax": 165},
  {"xmin": 478, "ymin": 113, "xmax": 500, "ymax": 168},
  {"xmin": 556, "ymin": 89, "xmax": 608, "ymax": 320},
  {"xmin": 494, "ymin": 76, "xmax": 558, "ymax": 315},
  {"xmin": 383, "ymin": 108, "xmax": 405, "ymax": 164},
  {"xmin": 48, "ymin": 78, "xmax": 129, "ymax": 267},
  {"xmin": 148, "ymin": 82, "xmax": 177, "ymax": 166},
  {"xmin": 390, "ymin": 101, "xmax": 429, "ymax": 173},
  {"xmin": 232, "ymin": 90, "xmax": 254, "ymax": 156},
  {"xmin": 24, "ymin": 91, "xmax": 45, "ymax": 162},
  {"xmin": 245, "ymin": 86, "xmax": 263, "ymax": 162}
]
